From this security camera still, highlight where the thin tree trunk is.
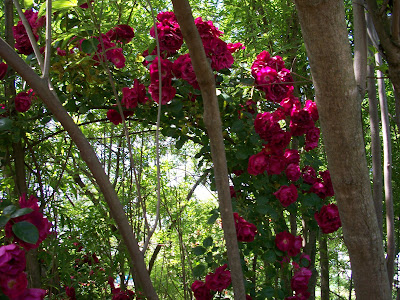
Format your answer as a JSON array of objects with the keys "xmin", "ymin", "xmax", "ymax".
[
  {"xmin": 294, "ymin": 0, "xmax": 391, "ymax": 298},
  {"xmin": 367, "ymin": 43, "xmax": 384, "ymax": 231},
  {"xmin": 170, "ymin": 1, "xmax": 246, "ymax": 299},
  {"xmin": 375, "ymin": 52, "xmax": 395, "ymax": 288},
  {"xmin": 320, "ymin": 234, "xmax": 329, "ymax": 300},
  {"xmin": 0, "ymin": 40, "xmax": 159, "ymax": 299},
  {"xmin": 353, "ymin": 0, "xmax": 367, "ymax": 97}
]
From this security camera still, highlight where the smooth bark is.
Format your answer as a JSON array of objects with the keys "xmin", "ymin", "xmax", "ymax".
[
  {"xmin": 353, "ymin": 0, "xmax": 368, "ymax": 96},
  {"xmin": 294, "ymin": 0, "xmax": 391, "ymax": 298},
  {"xmin": 367, "ymin": 47, "xmax": 383, "ymax": 231},
  {"xmin": 376, "ymin": 53, "xmax": 395, "ymax": 287},
  {"xmin": 171, "ymin": 0, "xmax": 246, "ymax": 298},
  {"xmin": 0, "ymin": 39, "xmax": 159, "ymax": 299}
]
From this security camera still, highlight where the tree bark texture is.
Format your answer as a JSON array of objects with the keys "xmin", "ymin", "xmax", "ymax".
[
  {"xmin": 352, "ymin": 0, "xmax": 367, "ymax": 96},
  {"xmin": 294, "ymin": 0, "xmax": 391, "ymax": 298},
  {"xmin": 171, "ymin": 0, "xmax": 246, "ymax": 298},
  {"xmin": 0, "ymin": 39, "xmax": 159, "ymax": 299}
]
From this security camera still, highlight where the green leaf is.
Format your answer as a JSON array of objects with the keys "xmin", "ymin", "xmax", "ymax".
[
  {"xmin": 0, "ymin": 216, "xmax": 10, "ymax": 227},
  {"xmin": 12, "ymin": 221, "xmax": 39, "ymax": 244},
  {"xmin": 145, "ymin": 55, "xmax": 156, "ymax": 62},
  {"xmin": 241, "ymin": 78, "xmax": 254, "ymax": 85},
  {"xmin": 192, "ymin": 264, "xmax": 206, "ymax": 277},
  {"xmin": 262, "ymin": 250, "xmax": 276, "ymax": 263},
  {"xmin": 260, "ymin": 286, "xmax": 275, "ymax": 298},
  {"xmin": 81, "ymin": 39, "xmax": 99, "ymax": 54},
  {"xmin": 207, "ymin": 212, "xmax": 219, "ymax": 224},
  {"xmin": 3, "ymin": 205, "xmax": 17, "ymax": 216},
  {"xmin": 10, "ymin": 208, "xmax": 33, "ymax": 218},
  {"xmin": 24, "ymin": 0, "xmax": 33, "ymax": 8},
  {"xmin": 203, "ymin": 236, "xmax": 213, "ymax": 248},
  {"xmin": 0, "ymin": 118, "xmax": 13, "ymax": 131},
  {"xmin": 53, "ymin": 0, "xmax": 78, "ymax": 10},
  {"xmin": 193, "ymin": 246, "xmax": 206, "ymax": 256}
]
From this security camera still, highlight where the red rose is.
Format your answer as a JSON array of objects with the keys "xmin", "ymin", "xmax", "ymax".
[
  {"xmin": 0, "ymin": 272, "xmax": 28, "ymax": 298},
  {"xmin": 0, "ymin": 62, "xmax": 8, "ymax": 79},
  {"xmin": 320, "ymin": 170, "xmax": 334, "ymax": 197},
  {"xmin": 302, "ymin": 166, "xmax": 317, "ymax": 185},
  {"xmin": 286, "ymin": 163, "xmax": 301, "ymax": 182},
  {"xmin": 0, "ymin": 244, "xmax": 26, "ymax": 276},
  {"xmin": 107, "ymin": 24, "xmax": 135, "ymax": 43},
  {"xmin": 315, "ymin": 204, "xmax": 341, "ymax": 234},
  {"xmin": 205, "ymin": 264, "xmax": 231, "ymax": 292},
  {"xmin": 304, "ymin": 99, "xmax": 319, "ymax": 121},
  {"xmin": 265, "ymin": 153, "xmax": 286, "ymax": 175},
  {"xmin": 305, "ymin": 127, "xmax": 320, "ymax": 151},
  {"xmin": 15, "ymin": 91, "xmax": 32, "ymax": 112},
  {"xmin": 273, "ymin": 184, "xmax": 298, "ymax": 207},
  {"xmin": 288, "ymin": 235, "xmax": 303, "ymax": 257},
  {"xmin": 284, "ymin": 149, "xmax": 300, "ymax": 165},
  {"xmin": 247, "ymin": 151, "xmax": 268, "ymax": 175},
  {"xmin": 275, "ymin": 231, "xmax": 294, "ymax": 252},
  {"xmin": 291, "ymin": 267, "xmax": 312, "ymax": 293},
  {"xmin": 233, "ymin": 213, "xmax": 257, "ymax": 242},
  {"xmin": 107, "ymin": 109, "xmax": 122, "ymax": 125},
  {"xmin": 148, "ymin": 81, "xmax": 176, "ymax": 105},
  {"xmin": 191, "ymin": 280, "xmax": 212, "ymax": 300}
]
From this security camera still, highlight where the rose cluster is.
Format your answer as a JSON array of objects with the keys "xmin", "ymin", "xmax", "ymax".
[
  {"xmin": 275, "ymin": 231, "xmax": 303, "ymax": 257},
  {"xmin": 143, "ymin": 11, "xmax": 242, "ymax": 105},
  {"xmin": 107, "ymin": 276, "xmax": 136, "ymax": 300},
  {"xmin": 233, "ymin": 212, "xmax": 257, "ymax": 242},
  {"xmin": 191, "ymin": 264, "xmax": 231, "ymax": 300},
  {"xmin": 13, "ymin": 8, "xmax": 45, "ymax": 55},
  {"xmin": 251, "ymin": 51, "xmax": 293, "ymax": 103},
  {"xmin": 286, "ymin": 267, "xmax": 312, "ymax": 300},
  {"xmin": 107, "ymin": 79, "xmax": 149, "ymax": 125}
]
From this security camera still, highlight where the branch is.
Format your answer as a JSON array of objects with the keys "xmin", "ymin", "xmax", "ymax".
[{"xmin": 170, "ymin": 1, "xmax": 246, "ymax": 298}]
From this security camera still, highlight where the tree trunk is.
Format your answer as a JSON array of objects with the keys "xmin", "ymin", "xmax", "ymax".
[
  {"xmin": 319, "ymin": 234, "xmax": 329, "ymax": 300},
  {"xmin": 367, "ymin": 44, "xmax": 383, "ymax": 231},
  {"xmin": 294, "ymin": 0, "xmax": 391, "ymax": 298},
  {"xmin": 171, "ymin": 0, "xmax": 246, "ymax": 299},
  {"xmin": 376, "ymin": 53, "xmax": 395, "ymax": 288}
]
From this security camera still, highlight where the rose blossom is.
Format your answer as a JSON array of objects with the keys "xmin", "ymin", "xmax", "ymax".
[
  {"xmin": 247, "ymin": 151, "xmax": 268, "ymax": 175},
  {"xmin": 273, "ymin": 184, "xmax": 298, "ymax": 207},
  {"xmin": 233, "ymin": 213, "xmax": 258, "ymax": 242},
  {"xmin": 15, "ymin": 91, "xmax": 32, "ymax": 112},
  {"xmin": 305, "ymin": 127, "xmax": 320, "ymax": 151},
  {"xmin": 284, "ymin": 149, "xmax": 300, "ymax": 165},
  {"xmin": 0, "ymin": 62, "xmax": 8, "ymax": 79},
  {"xmin": 121, "ymin": 80, "xmax": 148, "ymax": 109},
  {"xmin": 275, "ymin": 231, "xmax": 295, "ymax": 252},
  {"xmin": 148, "ymin": 82, "xmax": 176, "ymax": 105},
  {"xmin": 286, "ymin": 163, "xmax": 301, "ymax": 182},
  {"xmin": 191, "ymin": 280, "xmax": 212, "ymax": 300},
  {"xmin": 56, "ymin": 47, "xmax": 67, "ymax": 56},
  {"xmin": 265, "ymin": 153, "xmax": 286, "ymax": 175},
  {"xmin": 107, "ymin": 24, "xmax": 135, "ymax": 43},
  {"xmin": 320, "ymin": 170, "xmax": 334, "ymax": 197},
  {"xmin": 0, "ymin": 272, "xmax": 28, "ymax": 298},
  {"xmin": 0, "ymin": 244, "xmax": 26, "ymax": 276},
  {"xmin": 227, "ymin": 42, "xmax": 245, "ymax": 53},
  {"xmin": 315, "ymin": 204, "xmax": 342, "ymax": 234},
  {"xmin": 304, "ymin": 100, "xmax": 319, "ymax": 121},
  {"xmin": 288, "ymin": 235, "xmax": 303, "ymax": 257},
  {"xmin": 302, "ymin": 166, "xmax": 317, "ymax": 185},
  {"xmin": 291, "ymin": 267, "xmax": 312, "ymax": 293},
  {"xmin": 107, "ymin": 109, "xmax": 122, "ymax": 125},
  {"xmin": 205, "ymin": 264, "xmax": 231, "ymax": 292}
]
